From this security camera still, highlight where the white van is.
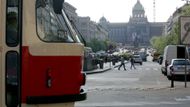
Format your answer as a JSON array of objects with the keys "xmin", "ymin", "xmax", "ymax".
[{"xmin": 161, "ymin": 45, "xmax": 187, "ymax": 75}]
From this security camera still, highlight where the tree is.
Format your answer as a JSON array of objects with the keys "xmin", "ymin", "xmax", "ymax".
[
  {"xmin": 150, "ymin": 4, "xmax": 190, "ymax": 54},
  {"xmin": 150, "ymin": 23, "xmax": 179, "ymax": 54},
  {"xmin": 87, "ymin": 38, "xmax": 117, "ymax": 53},
  {"xmin": 150, "ymin": 36, "xmax": 167, "ymax": 54},
  {"xmin": 87, "ymin": 38, "xmax": 107, "ymax": 52}
]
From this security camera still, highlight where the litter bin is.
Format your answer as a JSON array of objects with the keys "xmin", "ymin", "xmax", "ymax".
[
  {"xmin": 99, "ymin": 62, "xmax": 104, "ymax": 69},
  {"xmin": 112, "ymin": 60, "xmax": 115, "ymax": 65},
  {"xmin": 99, "ymin": 59, "xmax": 104, "ymax": 69}
]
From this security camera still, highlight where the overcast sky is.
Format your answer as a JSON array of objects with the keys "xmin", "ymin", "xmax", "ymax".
[{"xmin": 65, "ymin": 0, "xmax": 186, "ymax": 23}]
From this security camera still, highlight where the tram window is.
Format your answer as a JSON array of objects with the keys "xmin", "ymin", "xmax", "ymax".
[
  {"xmin": 6, "ymin": 51, "xmax": 19, "ymax": 107},
  {"xmin": 6, "ymin": 0, "xmax": 19, "ymax": 47},
  {"xmin": 36, "ymin": 0, "xmax": 74, "ymax": 43}
]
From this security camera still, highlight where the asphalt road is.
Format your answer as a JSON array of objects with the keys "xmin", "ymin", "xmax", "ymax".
[{"xmin": 76, "ymin": 58, "xmax": 190, "ymax": 107}]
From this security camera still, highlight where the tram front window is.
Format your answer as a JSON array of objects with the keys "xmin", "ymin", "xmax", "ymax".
[
  {"xmin": 6, "ymin": 0, "xmax": 19, "ymax": 47},
  {"xmin": 5, "ymin": 1, "xmax": 19, "ymax": 107},
  {"xmin": 36, "ymin": 0, "xmax": 74, "ymax": 43},
  {"xmin": 6, "ymin": 52, "xmax": 19, "ymax": 107}
]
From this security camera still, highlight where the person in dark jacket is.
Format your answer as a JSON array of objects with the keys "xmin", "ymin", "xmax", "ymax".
[
  {"xmin": 130, "ymin": 56, "xmax": 136, "ymax": 69},
  {"xmin": 118, "ymin": 56, "xmax": 126, "ymax": 70}
]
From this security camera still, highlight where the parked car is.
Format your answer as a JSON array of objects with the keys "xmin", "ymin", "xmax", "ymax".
[
  {"xmin": 161, "ymin": 45, "xmax": 187, "ymax": 75},
  {"xmin": 139, "ymin": 52, "xmax": 148, "ymax": 61},
  {"xmin": 166, "ymin": 59, "xmax": 190, "ymax": 80},
  {"xmin": 133, "ymin": 55, "xmax": 143, "ymax": 65}
]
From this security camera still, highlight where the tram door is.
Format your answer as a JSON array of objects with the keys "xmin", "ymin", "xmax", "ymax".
[{"xmin": 4, "ymin": 0, "xmax": 21, "ymax": 107}]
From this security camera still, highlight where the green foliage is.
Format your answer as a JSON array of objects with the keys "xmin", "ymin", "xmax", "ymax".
[
  {"xmin": 121, "ymin": 52, "xmax": 132, "ymax": 60},
  {"xmin": 86, "ymin": 38, "xmax": 117, "ymax": 52},
  {"xmin": 106, "ymin": 40, "xmax": 117, "ymax": 51},
  {"xmin": 150, "ymin": 36, "xmax": 167, "ymax": 54},
  {"xmin": 181, "ymin": 4, "xmax": 190, "ymax": 16},
  {"xmin": 87, "ymin": 38, "xmax": 104, "ymax": 52},
  {"xmin": 150, "ymin": 23, "xmax": 179, "ymax": 54},
  {"xmin": 150, "ymin": 4, "xmax": 190, "ymax": 54}
]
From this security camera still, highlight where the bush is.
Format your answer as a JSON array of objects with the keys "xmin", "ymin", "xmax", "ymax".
[{"xmin": 121, "ymin": 53, "xmax": 132, "ymax": 60}]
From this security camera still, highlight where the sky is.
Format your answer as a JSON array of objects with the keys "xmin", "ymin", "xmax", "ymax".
[{"xmin": 65, "ymin": 0, "xmax": 186, "ymax": 23}]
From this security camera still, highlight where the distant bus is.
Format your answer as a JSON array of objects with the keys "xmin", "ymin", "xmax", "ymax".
[{"xmin": 0, "ymin": 0, "xmax": 86, "ymax": 107}]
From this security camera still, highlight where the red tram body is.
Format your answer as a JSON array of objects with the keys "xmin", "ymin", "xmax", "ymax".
[{"xmin": 0, "ymin": 0, "xmax": 86, "ymax": 107}]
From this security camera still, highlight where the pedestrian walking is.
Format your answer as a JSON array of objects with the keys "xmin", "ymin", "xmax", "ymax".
[
  {"xmin": 118, "ymin": 56, "xmax": 126, "ymax": 70},
  {"xmin": 130, "ymin": 56, "xmax": 136, "ymax": 69}
]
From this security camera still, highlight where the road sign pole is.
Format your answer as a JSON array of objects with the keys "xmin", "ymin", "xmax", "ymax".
[
  {"xmin": 180, "ymin": 16, "xmax": 190, "ymax": 88},
  {"xmin": 185, "ymin": 46, "xmax": 187, "ymax": 88},
  {"xmin": 171, "ymin": 74, "xmax": 174, "ymax": 88}
]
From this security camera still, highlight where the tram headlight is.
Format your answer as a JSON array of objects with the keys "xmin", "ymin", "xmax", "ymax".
[{"xmin": 46, "ymin": 68, "xmax": 52, "ymax": 88}]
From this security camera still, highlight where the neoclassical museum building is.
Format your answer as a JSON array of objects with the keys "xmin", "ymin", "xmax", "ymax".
[{"xmin": 99, "ymin": 0, "xmax": 166, "ymax": 47}]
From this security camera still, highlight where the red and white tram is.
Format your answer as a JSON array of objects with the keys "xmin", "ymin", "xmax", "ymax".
[{"xmin": 0, "ymin": 0, "xmax": 86, "ymax": 107}]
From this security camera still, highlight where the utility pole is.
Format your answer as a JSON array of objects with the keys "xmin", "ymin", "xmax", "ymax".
[{"xmin": 153, "ymin": 0, "xmax": 156, "ymax": 22}]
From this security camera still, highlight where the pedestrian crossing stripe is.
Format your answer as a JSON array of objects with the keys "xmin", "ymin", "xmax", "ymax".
[
  {"xmin": 115, "ymin": 67, "xmax": 159, "ymax": 71},
  {"xmin": 76, "ymin": 101, "xmax": 181, "ymax": 107}
]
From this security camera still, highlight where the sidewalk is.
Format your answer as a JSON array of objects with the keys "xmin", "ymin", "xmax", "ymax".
[{"xmin": 84, "ymin": 61, "xmax": 127, "ymax": 74}]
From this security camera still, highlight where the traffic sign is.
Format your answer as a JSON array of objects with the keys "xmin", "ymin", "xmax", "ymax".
[{"xmin": 180, "ymin": 16, "xmax": 190, "ymax": 45}]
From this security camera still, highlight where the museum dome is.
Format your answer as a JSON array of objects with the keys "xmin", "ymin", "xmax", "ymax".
[
  {"xmin": 133, "ymin": 0, "xmax": 144, "ymax": 11},
  {"xmin": 99, "ymin": 16, "xmax": 107, "ymax": 22}
]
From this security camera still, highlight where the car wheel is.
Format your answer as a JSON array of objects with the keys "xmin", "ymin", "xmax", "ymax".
[{"xmin": 140, "ymin": 62, "xmax": 142, "ymax": 65}]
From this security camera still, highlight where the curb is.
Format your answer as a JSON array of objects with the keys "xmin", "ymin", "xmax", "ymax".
[
  {"xmin": 84, "ymin": 62, "xmax": 128, "ymax": 74},
  {"xmin": 85, "ymin": 68, "xmax": 112, "ymax": 74}
]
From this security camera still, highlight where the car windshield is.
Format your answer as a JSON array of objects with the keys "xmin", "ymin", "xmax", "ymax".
[{"xmin": 173, "ymin": 60, "xmax": 190, "ymax": 65}]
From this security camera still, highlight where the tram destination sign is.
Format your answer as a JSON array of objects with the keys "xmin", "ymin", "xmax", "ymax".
[{"xmin": 180, "ymin": 16, "xmax": 190, "ymax": 45}]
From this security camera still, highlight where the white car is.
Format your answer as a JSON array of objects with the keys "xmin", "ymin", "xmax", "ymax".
[{"xmin": 167, "ymin": 59, "xmax": 190, "ymax": 80}]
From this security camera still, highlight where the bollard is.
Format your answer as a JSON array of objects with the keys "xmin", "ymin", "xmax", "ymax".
[
  {"xmin": 171, "ymin": 74, "xmax": 174, "ymax": 88},
  {"xmin": 99, "ymin": 60, "xmax": 104, "ymax": 69},
  {"xmin": 112, "ymin": 60, "xmax": 115, "ymax": 65}
]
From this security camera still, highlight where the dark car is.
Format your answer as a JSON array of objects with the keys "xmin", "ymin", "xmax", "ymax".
[
  {"xmin": 139, "ymin": 52, "xmax": 148, "ymax": 61},
  {"xmin": 133, "ymin": 55, "xmax": 143, "ymax": 65}
]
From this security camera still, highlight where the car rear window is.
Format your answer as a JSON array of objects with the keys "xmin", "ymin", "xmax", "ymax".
[{"xmin": 173, "ymin": 60, "xmax": 190, "ymax": 65}]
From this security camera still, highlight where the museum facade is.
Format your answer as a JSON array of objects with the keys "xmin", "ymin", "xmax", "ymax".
[{"xmin": 99, "ymin": 0, "xmax": 166, "ymax": 47}]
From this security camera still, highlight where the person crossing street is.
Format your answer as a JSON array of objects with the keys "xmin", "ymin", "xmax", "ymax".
[
  {"xmin": 118, "ymin": 56, "xmax": 126, "ymax": 71},
  {"xmin": 130, "ymin": 56, "xmax": 136, "ymax": 69}
]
